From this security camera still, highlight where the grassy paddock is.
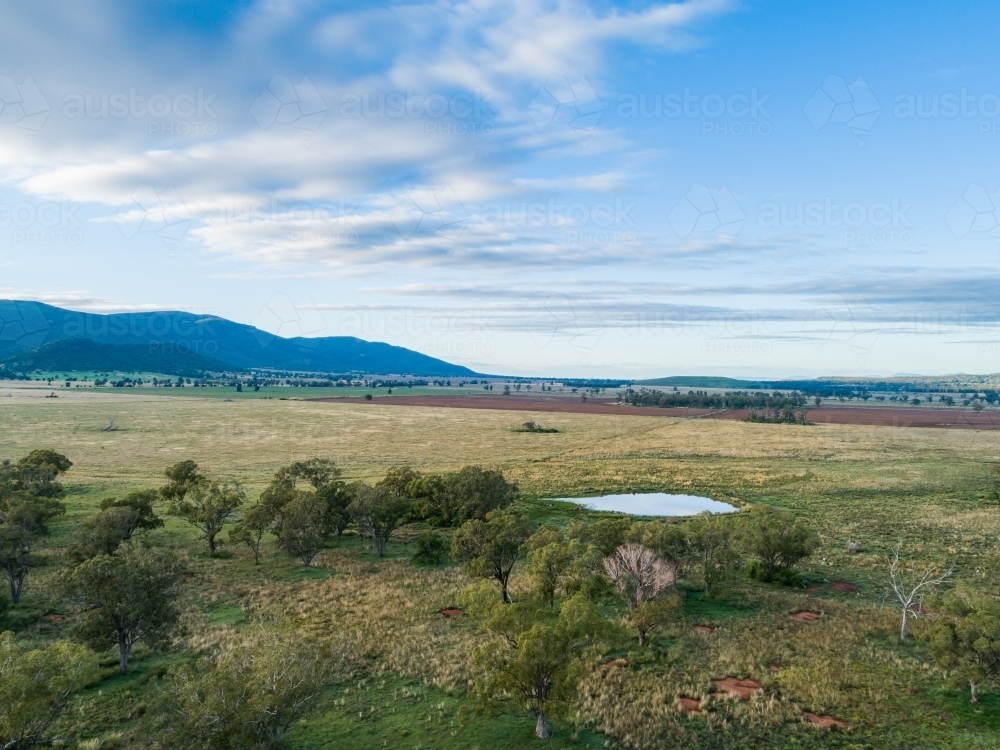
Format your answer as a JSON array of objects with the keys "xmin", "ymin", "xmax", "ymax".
[{"xmin": 4, "ymin": 386, "xmax": 1000, "ymax": 748}]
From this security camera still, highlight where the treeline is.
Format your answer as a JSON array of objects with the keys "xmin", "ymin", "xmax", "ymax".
[{"xmin": 620, "ymin": 388, "xmax": 809, "ymax": 410}]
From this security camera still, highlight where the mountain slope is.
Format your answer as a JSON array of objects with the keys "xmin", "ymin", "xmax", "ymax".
[
  {"xmin": 0, "ymin": 338, "xmax": 236, "ymax": 376},
  {"xmin": 0, "ymin": 300, "xmax": 475, "ymax": 376}
]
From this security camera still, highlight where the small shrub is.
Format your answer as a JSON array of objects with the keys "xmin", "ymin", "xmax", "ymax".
[
  {"xmin": 413, "ymin": 531, "xmax": 446, "ymax": 565},
  {"xmin": 746, "ymin": 559, "xmax": 804, "ymax": 588}
]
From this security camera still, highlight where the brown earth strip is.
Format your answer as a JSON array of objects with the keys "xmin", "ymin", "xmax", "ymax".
[{"xmin": 309, "ymin": 395, "xmax": 1000, "ymax": 429}]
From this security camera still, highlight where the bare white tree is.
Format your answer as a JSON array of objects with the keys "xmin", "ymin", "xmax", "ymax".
[
  {"xmin": 603, "ymin": 543, "xmax": 676, "ymax": 611},
  {"xmin": 102, "ymin": 415, "xmax": 117, "ymax": 432},
  {"xmin": 883, "ymin": 542, "xmax": 954, "ymax": 641}
]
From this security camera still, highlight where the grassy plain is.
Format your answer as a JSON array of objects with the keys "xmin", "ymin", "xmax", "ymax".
[{"xmin": 3, "ymin": 382, "xmax": 1000, "ymax": 748}]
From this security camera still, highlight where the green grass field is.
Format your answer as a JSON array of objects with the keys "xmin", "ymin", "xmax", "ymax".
[{"xmin": 4, "ymin": 382, "xmax": 1000, "ymax": 749}]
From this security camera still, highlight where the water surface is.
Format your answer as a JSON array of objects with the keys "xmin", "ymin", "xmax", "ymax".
[{"xmin": 553, "ymin": 492, "xmax": 736, "ymax": 517}]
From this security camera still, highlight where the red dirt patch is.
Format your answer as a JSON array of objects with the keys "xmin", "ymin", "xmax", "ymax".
[
  {"xmin": 712, "ymin": 677, "xmax": 763, "ymax": 700},
  {"xmin": 42, "ymin": 612, "xmax": 65, "ymax": 624},
  {"xmin": 310, "ymin": 395, "xmax": 1000, "ymax": 430},
  {"xmin": 832, "ymin": 580, "xmax": 857, "ymax": 593},
  {"xmin": 438, "ymin": 607, "xmax": 465, "ymax": 619},
  {"xmin": 805, "ymin": 712, "xmax": 849, "ymax": 730},
  {"xmin": 791, "ymin": 610, "xmax": 823, "ymax": 623},
  {"xmin": 677, "ymin": 697, "xmax": 702, "ymax": 714},
  {"xmin": 693, "ymin": 625, "xmax": 715, "ymax": 635}
]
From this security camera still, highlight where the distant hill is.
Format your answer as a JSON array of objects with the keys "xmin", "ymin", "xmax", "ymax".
[
  {"xmin": 0, "ymin": 300, "xmax": 475, "ymax": 376},
  {"xmin": 0, "ymin": 338, "xmax": 234, "ymax": 376}
]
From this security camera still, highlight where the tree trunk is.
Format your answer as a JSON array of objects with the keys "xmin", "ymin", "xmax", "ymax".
[
  {"xmin": 637, "ymin": 626, "xmax": 646, "ymax": 647},
  {"xmin": 118, "ymin": 634, "xmax": 131, "ymax": 674},
  {"xmin": 899, "ymin": 611, "xmax": 909, "ymax": 642},
  {"xmin": 971, "ymin": 680, "xmax": 979, "ymax": 704},
  {"xmin": 500, "ymin": 577, "xmax": 512, "ymax": 604},
  {"xmin": 704, "ymin": 580, "xmax": 712, "ymax": 597},
  {"xmin": 208, "ymin": 533, "xmax": 216, "ymax": 558},
  {"xmin": 535, "ymin": 711, "xmax": 550, "ymax": 739}
]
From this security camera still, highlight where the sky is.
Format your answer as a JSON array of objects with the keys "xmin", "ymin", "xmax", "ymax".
[{"xmin": 1, "ymin": 0, "xmax": 999, "ymax": 378}]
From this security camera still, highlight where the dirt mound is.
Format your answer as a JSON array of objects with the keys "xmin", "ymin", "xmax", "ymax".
[
  {"xmin": 42, "ymin": 612, "xmax": 65, "ymax": 624},
  {"xmin": 438, "ymin": 607, "xmax": 465, "ymax": 619},
  {"xmin": 831, "ymin": 581, "xmax": 857, "ymax": 592},
  {"xmin": 805, "ymin": 712, "xmax": 849, "ymax": 730},
  {"xmin": 677, "ymin": 697, "xmax": 701, "ymax": 715},
  {"xmin": 791, "ymin": 610, "xmax": 823, "ymax": 623},
  {"xmin": 693, "ymin": 625, "xmax": 715, "ymax": 635},
  {"xmin": 712, "ymin": 677, "xmax": 763, "ymax": 700}
]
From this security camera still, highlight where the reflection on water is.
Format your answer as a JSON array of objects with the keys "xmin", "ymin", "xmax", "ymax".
[{"xmin": 553, "ymin": 492, "xmax": 737, "ymax": 517}]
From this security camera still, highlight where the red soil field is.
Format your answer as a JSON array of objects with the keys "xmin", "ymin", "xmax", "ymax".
[{"xmin": 310, "ymin": 394, "xmax": 1000, "ymax": 430}]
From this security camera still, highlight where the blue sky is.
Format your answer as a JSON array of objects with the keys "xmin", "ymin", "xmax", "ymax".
[{"xmin": 1, "ymin": 0, "xmax": 999, "ymax": 378}]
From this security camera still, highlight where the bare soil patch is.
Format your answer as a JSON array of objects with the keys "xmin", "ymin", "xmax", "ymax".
[
  {"xmin": 42, "ymin": 612, "xmax": 65, "ymax": 624},
  {"xmin": 712, "ymin": 677, "xmax": 763, "ymax": 700},
  {"xmin": 677, "ymin": 697, "xmax": 702, "ymax": 715},
  {"xmin": 603, "ymin": 658, "xmax": 630, "ymax": 671},
  {"xmin": 831, "ymin": 580, "xmax": 857, "ymax": 593},
  {"xmin": 693, "ymin": 625, "xmax": 715, "ymax": 635},
  {"xmin": 805, "ymin": 712, "xmax": 849, "ymax": 730},
  {"xmin": 438, "ymin": 607, "xmax": 465, "ymax": 619},
  {"xmin": 310, "ymin": 395, "xmax": 1000, "ymax": 430},
  {"xmin": 791, "ymin": 610, "xmax": 823, "ymax": 623}
]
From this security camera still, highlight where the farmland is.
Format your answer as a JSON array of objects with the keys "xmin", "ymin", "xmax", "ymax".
[{"xmin": 4, "ymin": 382, "xmax": 1000, "ymax": 749}]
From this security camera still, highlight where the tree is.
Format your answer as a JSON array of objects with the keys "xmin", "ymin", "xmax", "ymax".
[
  {"xmin": 168, "ymin": 480, "xmax": 245, "ymax": 557},
  {"xmin": 0, "ymin": 450, "xmax": 72, "ymax": 500},
  {"xmin": 229, "ymin": 502, "xmax": 273, "ymax": 565},
  {"xmin": 686, "ymin": 512, "xmax": 739, "ymax": 596},
  {"xmin": 69, "ymin": 543, "xmax": 181, "ymax": 674},
  {"xmin": 159, "ymin": 460, "xmax": 205, "ymax": 506},
  {"xmin": 603, "ymin": 544, "xmax": 677, "ymax": 645},
  {"xmin": 630, "ymin": 591, "xmax": 683, "ymax": 647},
  {"xmin": 568, "ymin": 517, "xmax": 631, "ymax": 556},
  {"xmin": 347, "ymin": 484, "xmax": 411, "ymax": 557},
  {"xmin": 452, "ymin": 510, "xmax": 532, "ymax": 603},
  {"xmin": 448, "ymin": 466, "xmax": 517, "ymax": 522},
  {"xmin": 68, "ymin": 507, "xmax": 133, "ymax": 562},
  {"xmin": 630, "ymin": 520, "xmax": 693, "ymax": 580},
  {"xmin": 409, "ymin": 466, "xmax": 517, "ymax": 526},
  {"xmin": 0, "ymin": 522, "xmax": 34, "ymax": 604},
  {"xmin": 69, "ymin": 490, "xmax": 164, "ymax": 562},
  {"xmin": 100, "ymin": 489, "xmax": 163, "ymax": 539},
  {"xmin": 472, "ymin": 594, "xmax": 609, "ymax": 739},
  {"xmin": 928, "ymin": 585, "xmax": 1000, "ymax": 703},
  {"xmin": 526, "ymin": 526, "xmax": 571, "ymax": 609},
  {"xmin": 0, "ymin": 632, "xmax": 97, "ymax": 749},
  {"xmin": 155, "ymin": 624, "xmax": 354, "ymax": 749},
  {"xmin": 883, "ymin": 542, "xmax": 954, "ymax": 642},
  {"xmin": 740, "ymin": 506, "xmax": 818, "ymax": 583},
  {"xmin": 378, "ymin": 466, "xmax": 421, "ymax": 499},
  {"xmin": 260, "ymin": 459, "xmax": 351, "ymax": 540},
  {"xmin": 276, "ymin": 492, "xmax": 330, "ymax": 568}
]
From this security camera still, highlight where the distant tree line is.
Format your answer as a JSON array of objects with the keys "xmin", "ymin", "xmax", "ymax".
[{"xmin": 620, "ymin": 388, "xmax": 808, "ymax": 410}]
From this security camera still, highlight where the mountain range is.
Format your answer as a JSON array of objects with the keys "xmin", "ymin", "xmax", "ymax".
[{"xmin": 0, "ymin": 300, "xmax": 475, "ymax": 377}]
